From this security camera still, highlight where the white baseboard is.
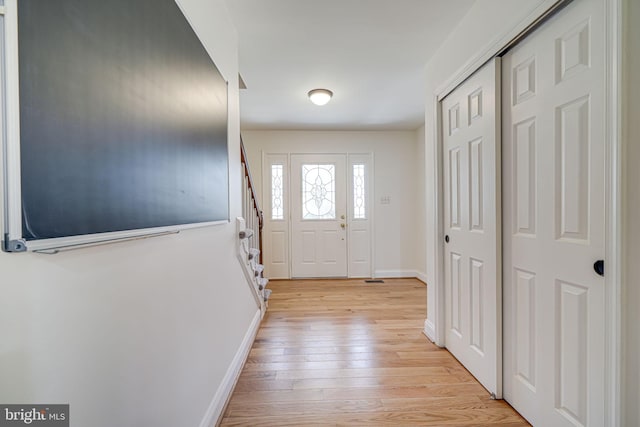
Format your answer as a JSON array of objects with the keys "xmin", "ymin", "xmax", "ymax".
[
  {"xmin": 423, "ymin": 318, "xmax": 436, "ymax": 343},
  {"xmin": 415, "ymin": 271, "xmax": 428, "ymax": 285},
  {"xmin": 374, "ymin": 269, "xmax": 419, "ymax": 279},
  {"xmin": 199, "ymin": 309, "xmax": 261, "ymax": 427}
]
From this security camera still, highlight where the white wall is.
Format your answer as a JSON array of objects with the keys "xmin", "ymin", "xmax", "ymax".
[
  {"xmin": 0, "ymin": 1, "xmax": 259, "ymax": 426},
  {"xmin": 242, "ymin": 130, "xmax": 425, "ymax": 278},
  {"xmin": 623, "ymin": 0, "xmax": 640, "ymax": 424},
  {"xmin": 422, "ymin": 0, "xmax": 547, "ymax": 340}
]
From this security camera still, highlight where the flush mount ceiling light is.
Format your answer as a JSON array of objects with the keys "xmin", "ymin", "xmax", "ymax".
[{"xmin": 308, "ymin": 89, "xmax": 333, "ymax": 106}]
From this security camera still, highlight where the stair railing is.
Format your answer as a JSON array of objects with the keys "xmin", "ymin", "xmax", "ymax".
[
  {"xmin": 240, "ymin": 138, "xmax": 263, "ymax": 264},
  {"xmin": 238, "ymin": 138, "xmax": 270, "ymax": 313}
]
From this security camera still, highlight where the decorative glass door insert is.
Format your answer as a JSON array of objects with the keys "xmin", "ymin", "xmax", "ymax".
[
  {"xmin": 302, "ymin": 164, "xmax": 336, "ymax": 220},
  {"xmin": 352, "ymin": 164, "xmax": 366, "ymax": 219},
  {"xmin": 271, "ymin": 164, "xmax": 284, "ymax": 220}
]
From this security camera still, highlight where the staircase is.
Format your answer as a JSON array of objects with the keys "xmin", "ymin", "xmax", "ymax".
[{"xmin": 237, "ymin": 139, "xmax": 270, "ymax": 316}]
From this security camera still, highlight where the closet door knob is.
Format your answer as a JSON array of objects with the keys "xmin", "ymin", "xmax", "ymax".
[{"xmin": 593, "ymin": 260, "xmax": 604, "ymax": 277}]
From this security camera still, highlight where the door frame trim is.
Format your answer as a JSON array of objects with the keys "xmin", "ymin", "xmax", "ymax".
[
  {"xmin": 603, "ymin": 0, "xmax": 623, "ymax": 424},
  {"xmin": 262, "ymin": 151, "xmax": 375, "ymax": 280},
  {"xmin": 429, "ymin": 0, "xmax": 622, "ymax": 424}
]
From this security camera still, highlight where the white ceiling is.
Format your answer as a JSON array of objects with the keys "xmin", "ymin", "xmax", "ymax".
[{"xmin": 224, "ymin": 0, "xmax": 475, "ymax": 131}]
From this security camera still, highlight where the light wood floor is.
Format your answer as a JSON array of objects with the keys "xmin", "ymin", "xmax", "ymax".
[{"xmin": 220, "ymin": 278, "xmax": 528, "ymax": 426}]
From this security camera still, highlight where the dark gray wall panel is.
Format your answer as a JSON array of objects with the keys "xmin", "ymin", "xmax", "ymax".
[{"xmin": 18, "ymin": 0, "xmax": 228, "ymax": 240}]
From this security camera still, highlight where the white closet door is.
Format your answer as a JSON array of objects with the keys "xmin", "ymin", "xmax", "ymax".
[
  {"xmin": 502, "ymin": 0, "xmax": 605, "ymax": 424},
  {"xmin": 442, "ymin": 58, "xmax": 502, "ymax": 397}
]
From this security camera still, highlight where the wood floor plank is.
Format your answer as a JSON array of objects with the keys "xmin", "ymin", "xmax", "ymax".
[
  {"xmin": 219, "ymin": 279, "xmax": 528, "ymax": 426},
  {"xmin": 274, "ymin": 366, "xmax": 456, "ymax": 380},
  {"xmin": 221, "ymin": 408, "xmax": 525, "ymax": 427},
  {"xmin": 246, "ymin": 350, "xmax": 404, "ymax": 363}
]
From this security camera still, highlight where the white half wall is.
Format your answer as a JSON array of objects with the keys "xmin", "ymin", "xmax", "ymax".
[
  {"xmin": 242, "ymin": 130, "xmax": 424, "ymax": 278},
  {"xmin": 422, "ymin": 0, "xmax": 548, "ymax": 343},
  {"xmin": 0, "ymin": 1, "xmax": 259, "ymax": 426}
]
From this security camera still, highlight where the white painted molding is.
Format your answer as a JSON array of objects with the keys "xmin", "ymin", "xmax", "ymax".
[
  {"xmin": 199, "ymin": 309, "xmax": 261, "ymax": 427},
  {"xmin": 604, "ymin": 0, "xmax": 623, "ymax": 425},
  {"xmin": 415, "ymin": 271, "xmax": 428, "ymax": 285},
  {"xmin": 435, "ymin": 0, "xmax": 565, "ymax": 100},
  {"xmin": 3, "ymin": 0, "xmax": 24, "ymax": 245},
  {"xmin": 372, "ymin": 270, "xmax": 427, "ymax": 283},
  {"xmin": 374, "ymin": 269, "xmax": 421, "ymax": 279},
  {"xmin": 369, "ymin": 151, "xmax": 377, "ymax": 279},
  {"xmin": 432, "ymin": 95, "xmax": 446, "ymax": 348},
  {"xmin": 423, "ymin": 319, "xmax": 437, "ymax": 344}
]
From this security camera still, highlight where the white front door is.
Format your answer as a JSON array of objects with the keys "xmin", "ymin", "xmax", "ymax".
[
  {"xmin": 502, "ymin": 0, "xmax": 605, "ymax": 425},
  {"xmin": 442, "ymin": 58, "xmax": 502, "ymax": 397},
  {"xmin": 290, "ymin": 154, "xmax": 348, "ymax": 278}
]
